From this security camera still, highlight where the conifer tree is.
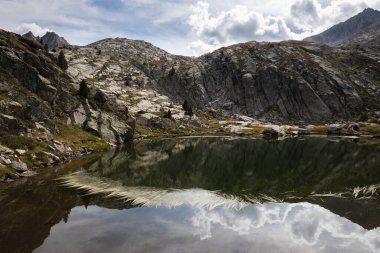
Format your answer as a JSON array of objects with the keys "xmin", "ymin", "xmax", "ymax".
[
  {"xmin": 57, "ymin": 50, "xmax": 68, "ymax": 71},
  {"xmin": 78, "ymin": 80, "xmax": 90, "ymax": 98}
]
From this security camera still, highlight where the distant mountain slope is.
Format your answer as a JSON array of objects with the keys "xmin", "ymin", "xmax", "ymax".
[
  {"xmin": 22, "ymin": 31, "xmax": 70, "ymax": 49},
  {"xmin": 304, "ymin": 8, "xmax": 380, "ymax": 46},
  {"xmin": 22, "ymin": 31, "xmax": 38, "ymax": 42},
  {"xmin": 41, "ymin": 32, "xmax": 70, "ymax": 49}
]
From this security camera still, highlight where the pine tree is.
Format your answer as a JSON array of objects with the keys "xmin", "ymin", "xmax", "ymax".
[
  {"xmin": 57, "ymin": 50, "xmax": 68, "ymax": 71},
  {"xmin": 78, "ymin": 80, "xmax": 89, "ymax": 98},
  {"xmin": 187, "ymin": 107, "xmax": 193, "ymax": 117},
  {"xmin": 44, "ymin": 43, "xmax": 49, "ymax": 52},
  {"xmin": 182, "ymin": 100, "xmax": 190, "ymax": 112},
  {"xmin": 164, "ymin": 109, "xmax": 172, "ymax": 119}
]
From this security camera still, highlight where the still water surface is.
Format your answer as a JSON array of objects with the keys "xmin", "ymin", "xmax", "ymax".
[{"xmin": 1, "ymin": 137, "xmax": 380, "ymax": 253}]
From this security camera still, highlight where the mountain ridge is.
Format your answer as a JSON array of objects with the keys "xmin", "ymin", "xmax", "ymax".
[
  {"xmin": 22, "ymin": 31, "xmax": 70, "ymax": 49},
  {"xmin": 304, "ymin": 8, "xmax": 380, "ymax": 46}
]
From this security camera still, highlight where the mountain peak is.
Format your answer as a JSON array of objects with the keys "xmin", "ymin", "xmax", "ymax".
[
  {"xmin": 362, "ymin": 7, "xmax": 379, "ymax": 14},
  {"xmin": 41, "ymin": 31, "xmax": 70, "ymax": 49},
  {"xmin": 22, "ymin": 31, "xmax": 38, "ymax": 41},
  {"xmin": 304, "ymin": 8, "xmax": 380, "ymax": 46}
]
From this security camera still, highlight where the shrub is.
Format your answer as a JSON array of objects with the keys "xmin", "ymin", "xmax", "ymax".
[
  {"xmin": 182, "ymin": 100, "xmax": 190, "ymax": 112},
  {"xmin": 78, "ymin": 80, "xmax": 90, "ymax": 98},
  {"xmin": 164, "ymin": 109, "xmax": 172, "ymax": 119},
  {"xmin": 182, "ymin": 100, "xmax": 193, "ymax": 116}
]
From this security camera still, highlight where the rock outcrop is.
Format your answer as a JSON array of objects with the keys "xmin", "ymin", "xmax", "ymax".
[
  {"xmin": 71, "ymin": 37, "xmax": 379, "ymax": 124},
  {"xmin": 0, "ymin": 29, "xmax": 134, "ymax": 144}
]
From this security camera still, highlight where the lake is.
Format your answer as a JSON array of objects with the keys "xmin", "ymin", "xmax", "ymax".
[{"xmin": 1, "ymin": 137, "xmax": 380, "ymax": 253}]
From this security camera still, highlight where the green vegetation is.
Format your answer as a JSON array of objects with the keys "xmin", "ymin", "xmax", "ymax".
[
  {"xmin": 164, "ymin": 109, "xmax": 172, "ymax": 119},
  {"xmin": 0, "ymin": 165, "xmax": 12, "ymax": 178},
  {"xmin": 0, "ymin": 132, "xmax": 44, "ymax": 151},
  {"xmin": 182, "ymin": 100, "xmax": 193, "ymax": 116},
  {"xmin": 57, "ymin": 50, "xmax": 68, "ymax": 71},
  {"xmin": 78, "ymin": 80, "xmax": 90, "ymax": 98},
  {"xmin": 55, "ymin": 121, "xmax": 109, "ymax": 151}
]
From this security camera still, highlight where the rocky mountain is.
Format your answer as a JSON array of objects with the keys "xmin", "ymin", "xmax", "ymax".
[
  {"xmin": 304, "ymin": 8, "xmax": 380, "ymax": 47},
  {"xmin": 41, "ymin": 31, "xmax": 70, "ymax": 49},
  {"xmin": 22, "ymin": 31, "xmax": 70, "ymax": 49},
  {"xmin": 22, "ymin": 31, "xmax": 38, "ymax": 42},
  {"xmin": 1, "ymin": 6, "xmax": 380, "ymax": 137},
  {"xmin": 0, "ymin": 29, "xmax": 134, "ymax": 145},
  {"xmin": 65, "ymin": 36, "xmax": 379, "ymax": 124}
]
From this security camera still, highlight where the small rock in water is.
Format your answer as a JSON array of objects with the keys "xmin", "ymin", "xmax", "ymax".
[
  {"xmin": 298, "ymin": 129, "xmax": 310, "ymax": 136},
  {"xmin": 326, "ymin": 127, "xmax": 341, "ymax": 135},
  {"xmin": 10, "ymin": 161, "xmax": 28, "ymax": 173},
  {"xmin": 262, "ymin": 128, "xmax": 279, "ymax": 139},
  {"xmin": 18, "ymin": 171, "xmax": 37, "ymax": 177},
  {"xmin": 5, "ymin": 172, "xmax": 19, "ymax": 180}
]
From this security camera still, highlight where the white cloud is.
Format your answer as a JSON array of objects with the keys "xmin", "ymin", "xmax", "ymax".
[
  {"xmin": 186, "ymin": 0, "xmax": 380, "ymax": 55},
  {"xmin": 190, "ymin": 202, "xmax": 380, "ymax": 252},
  {"xmin": 1, "ymin": 0, "xmax": 380, "ymax": 56},
  {"xmin": 187, "ymin": 2, "xmax": 296, "ymax": 52},
  {"xmin": 14, "ymin": 23, "xmax": 51, "ymax": 37}
]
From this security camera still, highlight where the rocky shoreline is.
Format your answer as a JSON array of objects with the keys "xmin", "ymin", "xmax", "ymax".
[
  {"xmin": 0, "ymin": 138, "xmax": 99, "ymax": 184},
  {"xmin": 2, "ymin": 117, "xmax": 380, "ymax": 184}
]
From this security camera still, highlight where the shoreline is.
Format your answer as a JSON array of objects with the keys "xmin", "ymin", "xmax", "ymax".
[{"xmin": 2, "ymin": 125, "xmax": 380, "ymax": 185}]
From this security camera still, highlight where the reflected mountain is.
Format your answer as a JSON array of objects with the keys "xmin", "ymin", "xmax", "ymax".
[
  {"xmin": 1, "ymin": 137, "xmax": 380, "ymax": 253},
  {"xmin": 62, "ymin": 137, "xmax": 380, "ymax": 201}
]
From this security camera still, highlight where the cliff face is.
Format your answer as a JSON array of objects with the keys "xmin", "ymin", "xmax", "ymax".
[
  {"xmin": 154, "ymin": 41, "xmax": 379, "ymax": 123},
  {"xmin": 78, "ymin": 38, "xmax": 379, "ymax": 124}
]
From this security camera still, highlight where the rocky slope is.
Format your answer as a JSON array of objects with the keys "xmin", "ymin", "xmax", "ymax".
[
  {"xmin": 65, "ymin": 36, "xmax": 380, "ymax": 124},
  {"xmin": 0, "ymin": 29, "xmax": 137, "ymax": 181},
  {"xmin": 304, "ymin": 8, "xmax": 380, "ymax": 47}
]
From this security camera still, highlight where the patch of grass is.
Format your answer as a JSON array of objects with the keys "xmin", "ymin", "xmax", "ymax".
[
  {"xmin": 306, "ymin": 125, "xmax": 328, "ymax": 134},
  {"xmin": 0, "ymin": 165, "xmax": 12, "ymax": 178},
  {"xmin": 241, "ymin": 126, "xmax": 266, "ymax": 135},
  {"xmin": 55, "ymin": 121, "xmax": 109, "ymax": 151},
  {"xmin": 361, "ymin": 125, "xmax": 380, "ymax": 136},
  {"xmin": 0, "ymin": 132, "xmax": 44, "ymax": 151}
]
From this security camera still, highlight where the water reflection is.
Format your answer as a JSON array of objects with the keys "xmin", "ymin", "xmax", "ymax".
[
  {"xmin": 62, "ymin": 137, "xmax": 380, "ymax": 203},
  {"xmin": 0, "ymin": 137, "xmax": 379, "ymax": 253},
  {"xmin": 34, "ymin": 202, "xmax": 380, "ymax": 253}
]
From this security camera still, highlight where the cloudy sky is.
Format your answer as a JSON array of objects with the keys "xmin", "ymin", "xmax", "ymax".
[{"xmin": 1, "ymin": 0, "xmax": 379, "ymax": 56}]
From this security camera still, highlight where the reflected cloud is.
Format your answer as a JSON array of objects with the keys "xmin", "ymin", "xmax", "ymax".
[{"xmin": 190, "ymin": 203, "xmax": 380, "ymax": 252}]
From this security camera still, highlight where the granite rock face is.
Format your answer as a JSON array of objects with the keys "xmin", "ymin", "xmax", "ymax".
[
  {"xmin": 0, "ymin": 30, "xmax": 134, "ymax": 143},
  {"xmin": 130, "ymin": 41, "xmax": 379, "ymax": 123},
  {"xmin": 62, "ymin": 35, "xmax": 379, "ymax": 125}
]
